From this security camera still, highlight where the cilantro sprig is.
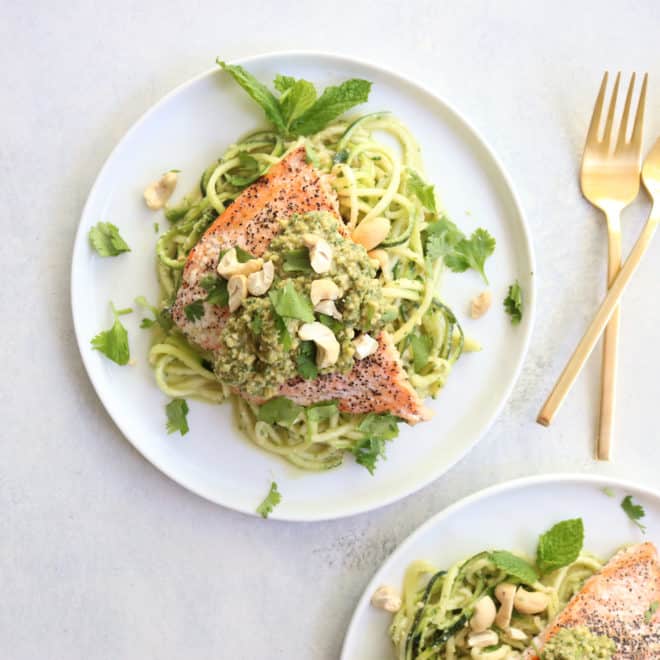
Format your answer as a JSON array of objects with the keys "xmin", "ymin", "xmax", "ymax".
[
  {"xmin": 621, "ymin": 495, "xmax": 646, "ymax": 532},
  {"xmin": 90, "ymin": 302, "xmax": 131, "ymax": 365},
  {"xmin": 166, "ymin": 399, "xmax": 190, "ymax": 436},
  {"xmin": 504, "ymin": 281, "xmax": 523, "ymax": 325},
  {"xmin": 89, "ymin": 222, "xmax": 131, "ymax": 257},
  {"xmin": 256, "ymin": 482, "xmax": 282, "ymax": 519},
  {"xmin": 352, "ymin": 413, "xmax": 401, "ymax": 474}
]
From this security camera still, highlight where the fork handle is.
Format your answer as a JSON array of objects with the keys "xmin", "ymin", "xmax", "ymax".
[
  {"xmin": 598, "ymin": 211, "xmax": 622, "ymax": 460},
  {"xmin": 537, "ymin": 204, "xmax": 659, "ymax": 427}
]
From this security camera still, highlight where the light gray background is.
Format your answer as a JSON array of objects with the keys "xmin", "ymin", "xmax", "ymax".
[{"xmin": 3, "ymin": 1, "xmax": 660, "ymax": 658}]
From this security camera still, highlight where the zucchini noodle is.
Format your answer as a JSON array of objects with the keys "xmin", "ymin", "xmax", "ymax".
[
  {"xmin": 145, "ymin": 113, "xmax": 465, "ymax": 470},
  {"xmin": 389, "ymin": 552, "xmax": 604, "ymax": 659}
]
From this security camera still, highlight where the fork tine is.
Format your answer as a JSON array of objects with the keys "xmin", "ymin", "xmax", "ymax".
[
  {"xmin": 586, "ymin": 72, "xmax": 608, "ymax": 146},
  {"xmin": 602, "ymin": 71, "xmax": 621, "ymax": 149},
  {"xmin": 615, "ymin": 73, "xmax": 636, "ymax": 152},
  {"xmin": 630, "ymin": 72, "xmax": 648, "ymax": 154}
]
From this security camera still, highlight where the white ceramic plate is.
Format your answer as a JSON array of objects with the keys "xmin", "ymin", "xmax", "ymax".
[
  {"xmin": 71, "ymin": 51, "xmax": 535, "ymax": 521},
  {"xmin": 341, "ymin": 474, "xmax": 660, "ymax": 658}
]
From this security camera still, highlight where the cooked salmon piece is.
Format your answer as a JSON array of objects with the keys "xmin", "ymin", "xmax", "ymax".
[
  {"xmin": 172, "ymin": 146, "xmax": 340, "ymax": 351},
  {"xmin": 278, "ymin": 331, "xmax": 432, "ymax": 425},
  {"xmin": 523, "ymin": 542, "xmax": 660, "ymax": 659}
]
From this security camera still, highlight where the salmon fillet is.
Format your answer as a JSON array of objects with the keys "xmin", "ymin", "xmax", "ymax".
[
  {"xmin": 523, "ymin": 542, "xmax": 660, "ymax": 659},
  {"xmin": 172, "ymin": 146, "xmax": 341, "ymax": 351},
  {"xmin": 278, "ymin": 331, "xmax": 432, "ymax": 424}
]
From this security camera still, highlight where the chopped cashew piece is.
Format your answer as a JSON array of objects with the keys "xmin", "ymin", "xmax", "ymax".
[
  {"xmin": 247, "ymin": 260, "xmax": 275, "ymax": 296},
  {"xmin": 351, "ymin": 216, "xmax": 391, "ymax": 251},
  {"xmin": 144, "ymin": 171, "xmax": 178, "ymax": 210},
  {"xmin": 469, "ymin": 595, "xmax": 497, "ymax": 633},
  {"xmin": 314, "ymin": 300, "xmax": 342, "ymax": 320},
  {"xmin": 310, "ymin": 278, "xmax": 341, "ymax": 305},
  {"xmin": 227, "ymin": 274, "xmax": 247, "ymax": 312},
  {"xmin": 353, "ymin": 333, "xmax": 379, "ymax": 360},
  {"xmin": 494, "ymin": 583, "xmax": 516, "ymax": 629},
  {"xmin": 370, "ymin": 585, "xmax": 401, "ymax": 613},
  {"xmin": 217, "ymin": 248, "xmax": 263, "ymax": 278},
  {"xmin": 468, "ymin": 630, "xmax": 498, "ymax": 648},
  {"xmin": 303, "ymin": 234, "xmax": 333, "ymax": 274},
  {"xmin": 508, "ymin": 627, "xmax": 527, "ymax": 641},
  {"xmin": 470, "ymin": 291, "xmax": 492, "ymax": 319},
  {"xmin": 513, "ymin": 588, "xmax": 549, "ymax": 615},
  {"xmin": 298, "ymin": 322, "xmax": 340, "ymax": 369}
]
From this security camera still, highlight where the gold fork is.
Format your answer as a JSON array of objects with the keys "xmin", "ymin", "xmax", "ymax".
[{"xmin": 578, "ymin": 71, "xmax": 647, "ymax": 460}]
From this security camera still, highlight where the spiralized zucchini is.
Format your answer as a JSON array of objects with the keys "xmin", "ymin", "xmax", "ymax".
[{"xmin": 146, "ymin": 113, "xmax": 465, "ymax": 470}]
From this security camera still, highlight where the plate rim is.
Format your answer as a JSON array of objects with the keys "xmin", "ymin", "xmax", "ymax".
[
  {"xmin": 70, "ymin": 49, "xmax": 537, "ymax": 521},
  {"xmin": 340, "ymin": 472, "xmax": 660, "ymax": 657}
]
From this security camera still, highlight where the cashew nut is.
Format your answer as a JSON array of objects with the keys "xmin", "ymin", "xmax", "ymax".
[
  {"xmin": 303, "ymin": 234, "xmax": 333, "ymax": 274},
  {"xmin": 310, "ymin": 278, "xmax": 341, "ymax": 306},
  {"xmin": 217, "ymin": 248, "xmax": 263, "ymax": 278},
  {"xmin": 494, "ymin": 583, "xmax": 516, "ymax": 629},
  {"xmin": 314, "ymin": 299, "xmax": 342, "ymax": 320},
  {"xmin": 353, "ymin": 333, "xmax": 379, "ymax": 360},
  {"xmin": 351, "ymin": 216, "xmax": 391, "ymax": 251},
  {"xmin": 298, "ymin": 322, "xmax": 340, "ymax": 369},
  {"xmin": 468, "ymin": 630, "xmax": 498, "ymax": 648},
  {"xmin": 469, "ymin": 595, "xmax": 497, "ymax": 633},
  {"xmin": 368, "ymin": 248, "xmax": 389, "ymax": 273},
  {"xmin": 470, "ymin": 291, "xmax": 492, "ymax": 319},
  {"xmin": 513, "ymin": 588, "xmax": 549, "ymax": 615},
  {"xmin": 370, "ymin": 585, "xmax": 402, "ymax": 613},
  {"xmin": 227, "ymin": 274, "xmax": 247, "ymax": 312},
  {"xmin": 247, "ymin": 260, "xmax": 274, "ymax": 296},
  {"xmin": 144, "ymin": 171, "xmax": 178, "ymax": 210},
  {"xmin": 508, "ymin": 627, "xmax": 527, "ymax": 641},
  {"xmin": 470, "ymin": 645, "xmax": 513, "ymax": 660}
]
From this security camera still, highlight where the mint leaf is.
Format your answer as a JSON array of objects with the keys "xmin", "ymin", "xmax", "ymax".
[
  {"xmin": 89, "ymin": 222, "xmax": 130, "ymax": 256},
  {"xmin": 166, "ymin": 399, "xmax": 189, "ymax": 436},
  {"xmin": 224, "ymin": 151, "xmax": 264, "ymax": 187},
  {"xmin": 306, "ymin": 401, "xmax": 338, "ymax": 423},
  {"xmin": 256, "ymin": 481, "xmax": 281, "ymax": 519},
  {"xmin": 296, "ymin": 340, "xmax": 318, "ymax": 379},
  {"xmin": 407, "ymin": 170, "xmax": 437, "ymax": 213},
  {"xmin": 490, "ymin": 551, "xmax": 538, "ymax": 585},
  {"xmin": 184, "ymin": 300, "xmax": 205, "ymax": 322},
  {"xmin": 257, "ymin": 396, "xmax": 302, "ymax": 426},
  {"xmin": 536, "ymin": 518, "xmax": 584, "ymax": 574},
  {"xmin": 217, "ymin": 60, "xmax": 286, "ymax": 134},
  {"xmin": 282, "ymin": 248, "xmax": 312, "ymax": 273},
  {"xmin": 409, "ymin": 333, "xmax": 432, "ymax": 373},
  {"xmin": 273, "ymin": 75, "xmax": 296, "ymax": 93},
  {"xmin": 504, "ymin": 281, "xmax": 523, "ymax": 325},
  {"xmin": 280, "ymin": 79, "xmax": 317, "ymax": 128},
  {"xmin": 290, "ymin": 79, "xmax": 372, "ymax": 136},
  {"xmin": 621, "ymin": 495, "xmax": 646, "ymax": 532},
  {"xmin": 200, "ymin": 275, "xmax": 229, "ymax": 307},
  {"xmin": 269, "ymin": 281, "xmax": 314, "ymax": 322},
  {"xmin": 444, "ymin": 228, "xmax": 496, "ymax": 283},
  {"xmin": 90, "ymin": 302, "xmax": 130, "ymax": 365}
]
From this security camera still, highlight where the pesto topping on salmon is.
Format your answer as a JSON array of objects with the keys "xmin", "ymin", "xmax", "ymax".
[{"xmin": 541, "ymin": 626, "xmax": 615, "ymax": 659}]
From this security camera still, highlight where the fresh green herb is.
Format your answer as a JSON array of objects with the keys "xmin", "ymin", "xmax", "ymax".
[
  {"xmin": 317, "ymin": 313, "xmax": 343, "ymax": 334},
  {"xmin": 200, "ymin": 275, "xmax": 229, "ymax": 306},
  {"xmin": 168, "ymin": 169, "xmax": 181, "ymax": 173},
  {"xmin": 352, "ymin": 437, "xmax": 387, "ymax": 475},
  {"xmin": 424, "ymin": 216, "xmax": 464, "ymax": 262},
  {"xmin": 306, "ymin": 401, "xmax": 338, "ymax": 423},
  {"xmin": 304, "ymin": 142, "xmax": 320, "ymax": 168},
  {"xmin": 352, "ymin": 413, "xmax": 401, "ymax": 475},
  {"xmin": 274, "ymin": 75, "xmax": 317, "ymax": 129},
  {"xmin": 88, "ymin": 222, "xmax": 131, "ymax": 257},
  {"xmin": 224, "ymin": 151, "xmax": 264, "ymax": 187},
  {"xmin": 165, "ymin": 399, "xmax": 189, "ymax": 436},
  {"xmin": 359, "ymin": 413, "xmax": 400, "ymax": 439},
  {"xmin": 135, "ymin": 296, "xmax": 161, "ymax": 329},
  {"xmin": 504, "ymin": 280, "xmax": 523, "ymax": 324},
  {"xmin": 602, "ymin": 487, "xmax": 615, "ymax": 498},
  {"xmin": 274, "ymin": 314, "xmax": 292, "ymax": 351},
  {"xmin": 282, "ymin": 247, "xmax": 312, "ymax": 273},
  {"xmin": 250, "ymin": 314, "xmax": 263, "ymax": 336},
  {"xmin": 381, "ymin": 308, "xmax": 399, "ymax": 323},
  {"xmin": 489, "ymin": 551, "xmax": 538, "ymax": 585},
  {"xmin": 184, "ymin": 300, "xmax": 205, "ymax": 322},
  {"xmin": 269, "ymin": 281, "xmax": 314, "ymax": 322},
  {"xmin": 407, "ymin": 169, "xmax": 437, "ymax": 213},
  {"xmin": 235, "ymin": 246, "xmax": 255, "ymax": 262},
  {"xmin": 410, "ymin": 333, "xmax": 432, "ymax": 372},
  {"xmin": 257, "ymin": 396, "xmax": 303, "ymax": 426},
  {"xmin": 90, "ymin": 302, "xmax": 130, "ymax": 365},
  {"xmin": 333, "ymin": 149, "xmax": 349, "ymax": 164},
  {"xmin": 444, "ymin": 228, "xmax": 496, "ymax": 284},
  {"xmin": 536, "ymin": 518, "xmax": 584, "ymax": 574},
  {"xmin": 140, "ymin": 317, "xmax": 156, "ymax": 329},
  {"xmin": 154, "ymin": 222, "xmax": 159, "ymax": 234},
  {"xmin": 621, "ymin": 495, "xmax": 646, "ymax": 532},
  {"xmin": 645, "ymin": 601, "xmax": 659, "ymax": 623},
  {"xmin": 296, "ymin": 340, "xmax": 318, "ymax": 379},
  {"xmin": 256, "ymin": 481, "xmax": 282, "ymax": 519},
  {"xmin": 158, "ymin": 308, "xmax": 174, "ymax": 331}
]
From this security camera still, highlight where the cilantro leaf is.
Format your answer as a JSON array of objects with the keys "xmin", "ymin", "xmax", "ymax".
[
  {"xmin": 90, "ymin": 302, "xmax": 130, "ymax": 365},
  {"xmin": 602, "ymin": 487, "xmax": 615, "ymax": 497},
  {"xmin": 224, "ymin": 151, "xmax": 265, "ymax": 187},
  {"xmin": 536, "ymin": 518, "xmax": 584, "ymax": 574},
  {"xmin": 274, "ymin": 314, "xmax": 292, "ymax": 350},
  {"xmin": 409, "ymin": 333, "xmax": 432, "ymax": 372},
  {"xmin": 359, "ymin": 413, "xmax": 400, "ymax": 440},
  {"xmin": 257, "ymin": 396, "xmax": 302, "ymax": 426},
  {"xmin": 256, "ymin": 481, "xmax": 282, "ymax": 519},
  {"xmin": 269, "ymin": 281, "xmax": 314, "ymax": 322},
  {"xmin": 621, "ymin": 495, "xmax": 646, "ymax": 532},
  {"xmin": 444, "ymin": 228, "xmax": 496, "ymax": 284},
  {"xmin": 282, "ymin": 248, "xmax": 312, "ymax": 273},
  {"xmin": 489, "ymin": 551, "xmax": 538, "ymax": 585},
  {"xmin": 645, "ymin": 601, "xmax": 659, "ymax": 623},
  {"xmin": 165, "ymin": 398, "xmax": 189, "ymax": 436},
  {"xmin": 306, "ymin": 401, "xmax": 338, "ymax": 423},
  {"xmin": 217, "ymin": 60, "xmax": 286, "ymax": 134},
  {"xmin": 504, "ymin": 281, "xmax": 523, "ymax": 325},
  {"xmin": 424, "ymin": 216, "xmax": 464, "ymax": 262},
  {"xmin": 407, "ymin": 170, "xmax": 437, "ymax": 213},
  {"xmin": 279, "ymin": 79, "xmax": 317, "ymax": 128},
  {"xmin": 296, "ymin": 340, "xmax": 318, "ymax": 379},
  {"xmin": 184, "ymin": 300, "xmax": 205, "ymax": 322},
  {"xmin": 352, "ymin": 413, "xmax": 401, "ymax": 474},
  {"xmin": 290, "ymin": 79, "xmax": 372, "ymax": 136},
  {"xmin": 317, "ymin": 312, "xmax": 342, "ymax": 334},
  {"xmin": 200, "ymin": 275, "xmax": 229, "ymax": 307},
  {"xmin": 88, "ymin": 222, "xmax": 131, "ymax": 257},
  {"xmin": 352, "ymin": 437, "xmax": 387, "ymax": 475}
]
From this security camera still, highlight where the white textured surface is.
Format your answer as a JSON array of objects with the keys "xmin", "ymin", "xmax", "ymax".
[{"xmin": 2, "ymin": 2, "xmax": 660, "ymax": 658}]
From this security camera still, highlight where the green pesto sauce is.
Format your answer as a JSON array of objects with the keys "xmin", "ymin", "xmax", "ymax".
[
  {"xmin": 542, "ymin": 626, "xmax": 615, "ymax": 660},
  {"xmin": 214, "ymin": 212, "xmax": 386, "ymax": 398}
]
